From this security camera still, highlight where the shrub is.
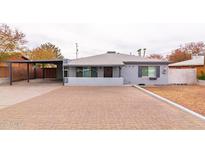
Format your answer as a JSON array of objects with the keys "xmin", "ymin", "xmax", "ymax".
[{"xmin": 198, "ymin": 75, "xmax": 205, "ymax": 80}]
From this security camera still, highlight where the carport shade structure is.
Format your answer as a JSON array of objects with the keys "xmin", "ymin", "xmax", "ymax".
[{"xmin": 6, "ymin": 59, "xmax": 63, "ymax": 85}]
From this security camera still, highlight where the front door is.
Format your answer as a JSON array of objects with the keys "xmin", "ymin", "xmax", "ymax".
[{"xmin": 104, "ymin": 67, "xmax": 113, "ymax": 77}]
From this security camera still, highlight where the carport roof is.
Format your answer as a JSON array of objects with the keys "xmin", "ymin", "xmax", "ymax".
[{"xmin": 6, "ymin": 59, "xmax": 64, "ymax": 86}]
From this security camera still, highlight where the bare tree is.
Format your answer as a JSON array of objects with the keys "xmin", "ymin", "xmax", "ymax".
[
  {"xmin": 148, "ymin": 54, "xmax": 164, "ymax": 60},
  {"xmin": 183, "ymin": 42, "xmax": 205, "ymax": 55}
]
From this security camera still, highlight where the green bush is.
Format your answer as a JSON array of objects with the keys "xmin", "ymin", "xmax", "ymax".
[{"xmin": 198, "ymin": 75, "xmax": 205, "ymax": 80}]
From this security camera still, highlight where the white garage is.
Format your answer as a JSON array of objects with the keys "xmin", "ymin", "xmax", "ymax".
[{"xmin": 168, "ymin": 68, "xmax": 197, "ymax": 84}]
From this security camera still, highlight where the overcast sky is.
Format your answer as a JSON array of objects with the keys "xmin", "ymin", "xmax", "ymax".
[{"xmin": 11, "ymin": 23, "xmax": 205, "ymax": 59}]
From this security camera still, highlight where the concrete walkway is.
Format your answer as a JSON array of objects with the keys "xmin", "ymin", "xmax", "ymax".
[
  {"xmin": 0, "ymin": 79, "xmax": 62, "ymax": 109},
  {"xmin": 0, "ymin": 86, "xmax": 204, "ymax": 129}
]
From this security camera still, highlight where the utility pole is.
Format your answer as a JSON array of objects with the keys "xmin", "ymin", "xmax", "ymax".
[{"xmin": 75, "ymin": 43, "xmax": 79, "ymax": 59}]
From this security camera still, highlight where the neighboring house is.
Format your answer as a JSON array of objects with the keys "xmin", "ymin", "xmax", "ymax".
[
  {"xmin": 63, "ymin": 51, "xmax": 169, "ymax": 86},
  {"xmin": 169, "ymin": 55, "xmax": 205, "ymax": 77},
  {"xmin": 0, "ymin": 54, "xmax": 34, "ymax": 83}
]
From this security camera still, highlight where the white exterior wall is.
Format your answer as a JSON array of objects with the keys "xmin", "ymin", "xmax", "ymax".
[
  {"xmin": 113, "ymin": 67, "xmax": 120, "ymax": 77},
  {"xmin": 64, "ymin": 77, "xmax": 123, "ymax": 86},
  {"xmin": 97, "ymin": 67, "xmax": 104, "ymax": 77},
  {"xmin": 168, "ymin": 68, "xmax": 197, "ymax": 84},
  {"xmin": 121, "ymin": 64, "xmax": 169, "ymax": 85},
  {"xmin": 68, "ymin": 67, "xmax": 76, "ymax": 77}
]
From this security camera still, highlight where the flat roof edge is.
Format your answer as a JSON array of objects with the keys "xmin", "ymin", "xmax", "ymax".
[
  {"xmin": 123, "ymin": 61, "xmax": 170, "ymax": 64},
  {"xmin": 64, "ymin": 64, "xmax": 125, "ymax": 67}
]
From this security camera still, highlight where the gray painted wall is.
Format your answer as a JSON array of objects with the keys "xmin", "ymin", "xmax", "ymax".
[
  {"xmin": 64, "ymin": 64, "xmax": 169, "ymax": 85},
  {"xmin": 121, "ymin": 64, "xmax": 168, "ymax": 85}
]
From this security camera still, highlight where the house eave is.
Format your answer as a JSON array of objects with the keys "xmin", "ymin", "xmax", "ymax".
[
  {"xmin": 64, "ymin": 64, "xmax": 125, "ymax": 67},
  {"xmin": 123, "ymin": 61, "xmax": 170, "ymax": 65},
  {"xmin": 169, "ymin": 64, "xmax": 204, "ymax": 67}
]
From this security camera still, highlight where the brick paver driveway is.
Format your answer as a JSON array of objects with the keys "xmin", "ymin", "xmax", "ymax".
[{"xmin": 0, "ymin": 86, "xmax": 205, "ymax": 129}]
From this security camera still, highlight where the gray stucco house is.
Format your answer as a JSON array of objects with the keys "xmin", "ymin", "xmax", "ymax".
[{"xmin": 63, "ymin": 51, "xmax": 169, "ymax": 86}]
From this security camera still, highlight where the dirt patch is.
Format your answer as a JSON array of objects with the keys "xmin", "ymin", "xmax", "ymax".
[{"xmin": 145, "ymin": 85, "xmax": 205, "ymax": 116}]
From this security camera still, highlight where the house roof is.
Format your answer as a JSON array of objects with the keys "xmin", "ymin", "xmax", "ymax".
[
  {"xmin": 0, "ymin": 52, "xmax": 30, "ymax": 66},
  {"xmin": 169, "ymin": 56, "xmax": 204, "ymax": 67},
  {"xmin": 65, "ymin": 52, "xmax": 169, "ymax": 66}
]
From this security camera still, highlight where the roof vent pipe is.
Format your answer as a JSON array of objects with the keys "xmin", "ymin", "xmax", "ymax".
[{"xmin": 107, "ymin": 51, "xmax": 116, "ymax": 54}]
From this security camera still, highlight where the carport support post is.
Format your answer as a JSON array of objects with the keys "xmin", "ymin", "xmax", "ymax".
[
  {"xmin": 27, "ymin": 63, "xmax": 29, "ymax": 83},
  {"xmin": 62, "ymin": 64, "xmax": 64, "ymax": 85},
  {"xmin": 34, "ymin": 63, "xmax": 37, "ymax": 79},
  {"xmin": 9, "ymin": 62, "xmax": 12, "ymax": 85},
  {"xmin": 42, "ymin": 64, "xmax": 45, "ymax": 79}
]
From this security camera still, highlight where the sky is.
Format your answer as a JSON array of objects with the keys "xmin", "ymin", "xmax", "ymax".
[{"xmin": 11, "ymin": 23, "xmax": 205, "ymax": 59}]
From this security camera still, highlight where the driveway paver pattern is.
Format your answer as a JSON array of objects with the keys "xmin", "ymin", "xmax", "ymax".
[{"xmin": 0, "ymin": 86, "xmax": 204, "ymax": 129}]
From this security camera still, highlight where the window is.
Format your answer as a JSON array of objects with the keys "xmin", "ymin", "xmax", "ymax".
[
  {"xmin": 139, "ymin": 66, "xmax": 159, "ymax": 78},
  {"xmin": 64, "ymin": 66, "xmax": 69, "ymax": 77},
  {"xmin": 76, "ymin": 67, "xmax": 98, "ymax": 77},
  {"xmin": 148, "ymin": 66, "xmax": 157, "ymax": 78},
  {"xmin": 76, "ymin": 67, "xmax": 83, "ymax": 77},
  {"xmin": 141, "ymin": 66, "xmax": 148, "ymax": 77},
  {"xmin": 91, "ymin": 67, "xmax": 97, "ymax": 77},
  {"xmin": 64, "ymin": 70, "xmax": 68, "ymax": 77},
  {"xmin": 83, "ymin": 67, "xmax": 91, "ymax": 77}
]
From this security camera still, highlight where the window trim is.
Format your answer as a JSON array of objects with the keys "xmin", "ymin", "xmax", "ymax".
[
  {"xmin": 139, "ymin": 66, "xmax": 159, "ymax": 78},
  {"xmin": 64, "ymin": 69, "xmax": 69, "ymax": 77},
  {"xmin": 76, "ymin": 67, "xmax": 98, "ymax": 78}
]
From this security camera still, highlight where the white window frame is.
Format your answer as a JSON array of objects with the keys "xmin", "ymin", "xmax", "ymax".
[{"xmin": 141, "ymin": 66, "xmax": 157, "ymax": 78}]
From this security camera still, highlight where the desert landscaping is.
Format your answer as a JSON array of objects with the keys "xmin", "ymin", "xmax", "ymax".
[{"xmin": 145, "ymin": 85, "xmax": 205, "ymax": 116}]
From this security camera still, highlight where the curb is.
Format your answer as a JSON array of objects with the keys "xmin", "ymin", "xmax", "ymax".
[{"xmin": 133, "ymin": 85, "xmax": 205, "ymax": 121}]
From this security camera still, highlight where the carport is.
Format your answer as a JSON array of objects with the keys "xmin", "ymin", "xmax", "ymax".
[{"xmin": 6, "ymin": 59, "xmax": 63, "ymax": 85}]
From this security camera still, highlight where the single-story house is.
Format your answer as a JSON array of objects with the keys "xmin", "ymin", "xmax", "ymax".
[
  {"xmin": 63, "ymin": 51, "xmax": 169, "ymax": 86},
  {"xmin": 169, "ymin": 55, "xmax": 205, "ymax": 77}
]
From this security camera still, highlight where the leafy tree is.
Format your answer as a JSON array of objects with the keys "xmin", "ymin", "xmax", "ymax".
[
  {"xmin": 167, "ymin": 42, "xmax": 205, "ymax": 62},
  {"xmin": 148, "ymin": 54, "xmax": 164, "ymax": 60},
  {"xmin": 0, "ymin": 52, "xmax": 22, "ymax": 61},
  {"xmin": 30, "ymin": 42, "xmax": 63, "ymax": 60},
  {"xmin": 168, "ymin": 49, "xmax": 191, "ymax": 63},
  {"xmin": 0, "ymin": 24, "xmax": 27, "ymax": 52}
]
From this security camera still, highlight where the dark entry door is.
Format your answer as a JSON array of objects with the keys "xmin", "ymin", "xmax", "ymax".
[{"xmin": 104, "ymin": 67, "xmax": 113, "ymax": 77}]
